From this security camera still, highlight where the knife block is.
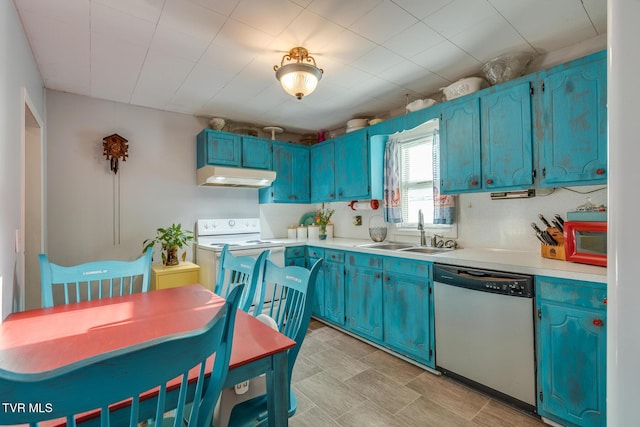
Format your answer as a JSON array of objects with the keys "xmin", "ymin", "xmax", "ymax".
[{"xmin": 540, "ymin": 227, "xmax": 566, "ymax": 261}]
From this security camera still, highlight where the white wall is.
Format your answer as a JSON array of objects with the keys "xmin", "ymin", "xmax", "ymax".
[
  {"xmin": 0, "ymin": 2, "xmax": 45, "ymax": 318},
  {"xmin": 45, "ymin": 91, "xmax": 261, "ymax": 267}
]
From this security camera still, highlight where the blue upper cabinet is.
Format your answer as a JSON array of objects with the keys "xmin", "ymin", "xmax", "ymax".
[
  {"xmin": 536, "ymin": 51, "xmax": 607, "ymax": 187},
  {"xmin": 196, "ymin": 129, "xmax": 241, "ymax": 168},
  {"xmin": 334, "ymin": 130, "xmax": 385, "ymax": 201},
  {"xmin": 310, "ymin": 140, "xmax": 335, "ymax": 203},
  {"xmin": 241, "ymin": 135, "xmax": 272, "ymax": 170},
  {"xmin": 259, "ymin": 142, "xmax": 309, "ymax": 203},
  {"xmin": 196, "ymin": 130, "xmax": 271, "ymax": 169},
  {"xmin": 481, "ymin": 81, "xmax": 534, "ymax": 189},
  {"xmin": 439, "ymin": 97, "xmax": 482, "ymax": 193}
]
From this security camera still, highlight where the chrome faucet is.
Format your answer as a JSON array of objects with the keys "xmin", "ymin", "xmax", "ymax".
[
  {"xmin": 431, "ymin": 233, "xmax": 444, "ymax": 247},
  {"xmin": 418, "ymin": 209, "xmax": 426, "ymax": 246}
]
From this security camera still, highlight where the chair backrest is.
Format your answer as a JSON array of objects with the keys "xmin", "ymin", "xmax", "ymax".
[
  {"xmin": 0, "ymin": 285, "xmax": 244, "ymax": 427},
  {"xmin": 39, "ymin": 247, "xmax": 153, "ymax": 308},
  {"xmin": 259, "ymin": 258, "xmax": 322, "ymax": 382},
  {"xmin": 215, "ymin": 245, "xmax": 269, "ymax": 315}
]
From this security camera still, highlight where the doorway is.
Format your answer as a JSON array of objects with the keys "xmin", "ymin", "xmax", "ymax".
[{"xmin": 21, "ymin": 89, "xmax": 44, "ymax": 311}]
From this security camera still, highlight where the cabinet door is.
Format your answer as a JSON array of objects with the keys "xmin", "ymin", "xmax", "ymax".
[
  {"xmin": 310, "ymin": 140, "xmax": 335, "ymax": 202},
  {"xmin": 335, "ymin": 132, "xmax": 370, "ymax": 200},
  {"xmin": 345, "ymin": 265, "xmax": 383, "ymax": 341},
  {"xmin": 537, "ymin": 301, "xmax": 606, "ymax": 427},
  {"xmin": 324, "ymin": 260, "xmax": 345, "ymax": 326},
  {"xmin": 383, "ymin": 272, "xmax": 432, "ymax": 365},
  {"xmin": 241, "ymin": 136, "xmax": 271, "ymax": 169},
  {"xmin": 266, "ymin": 143, "xmax": 310, "ymax": 203},
  {"xmin": 481, "ymin": 82, "xmax": 534, "ymax": 189},
  {"xmin": 196, "ymin": 130, "xmax": 241, "ymax": 167},
  {"xmin": 537, "ymin": 52, "xmax": 607, "ymax": 187},
  {"xmin": 308, "ymin": 257, "xmax": 325, "ymax": 318},
  {"xmin": 439, "ymin": 98, "xmax": 481, "ymax": 193}
]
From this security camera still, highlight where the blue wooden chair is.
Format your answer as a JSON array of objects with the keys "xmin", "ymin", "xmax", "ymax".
[
  {"xmin": 0, "ymin": 284, "xmax": 244, "ymax": 427},
  {"xmin": 215, "ymin": 245, "xmax": 270, "ymax": 316},
  {"xmin": 214, "ymin": 258, "xmax": 323, "ymax": 427},
  {"xmin": 39, "ymin": 247, "xmax": 153, "ymax": 308}
]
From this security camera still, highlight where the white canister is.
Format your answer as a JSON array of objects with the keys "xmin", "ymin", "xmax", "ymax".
[
  {"xmin": 287, "ymin": 226, "xmax": 297, "ymax": 240},
  {"xmin": 307, "ymin": 225, "xmax": 319, "ymax": 240},
  {"xmin": 326, "ymin": 224, "xmax": 334, "ymax": 238},
  {"xmin": 297, "ymin": 225, "xmax": 307, "ymax": 240}
]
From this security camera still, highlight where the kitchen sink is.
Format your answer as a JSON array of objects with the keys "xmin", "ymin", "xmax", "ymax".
[
  {"xmin": 399, "ymin": 247, "xmax": 455, "ymax": 254},
  {"xmin": 357, "ymin": 242, "xmax": 416, "ymax": 250}
]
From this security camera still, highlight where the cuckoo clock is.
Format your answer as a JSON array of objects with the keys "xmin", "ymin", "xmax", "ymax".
[{"xmin": 102, "ymin": 133, "xmax": 129, "ymax": 174}]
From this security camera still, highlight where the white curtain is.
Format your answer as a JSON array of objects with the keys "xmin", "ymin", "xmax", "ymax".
[
  {"xmin": 432, "ymin": 131, "xmax": 455, "ymax": 224},
  {"xmin": 383, "ymin": 136, "xmax": 402, "ymax": 223}
]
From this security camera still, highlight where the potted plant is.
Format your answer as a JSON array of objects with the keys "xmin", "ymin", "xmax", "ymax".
[
  {"xmin": 315, "ymin": 206, "xmax": 335, "ymax": 240},
  {"xmin": 143, "ymin": 223, "xmax": 194, "ymax": 266}
]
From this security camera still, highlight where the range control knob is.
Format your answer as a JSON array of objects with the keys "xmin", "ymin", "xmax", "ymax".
[{"xmin": 228, "ymin": 220, "xmax": 235, "ymax": 227}]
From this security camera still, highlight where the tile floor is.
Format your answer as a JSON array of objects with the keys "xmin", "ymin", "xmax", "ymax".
[{"xmin": 289, "ymin": 319, "xmax": 547, "ymax": 427}]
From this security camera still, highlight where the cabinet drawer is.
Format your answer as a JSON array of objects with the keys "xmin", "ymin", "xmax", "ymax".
[
  {"xmin": 536, "ymin": 276, "xmax": 607, "ymax": 310},
  {"xmin": 285, "ymin": 246, "xmax": 306, "ymax": 259},
  {"xmin": 151, "ymin": 262, "xmax": 200, "ymax": 291},
  {"xmin": 383, "ymin": 258, "xmax": 431, "ymax": 278},
  {"xmin": 307, "ymin": 246, "xmax": 324, "ymax": 259},
  {"xmin": 347, "ymin": 252, "xmax": 382, "ymax": 269},
  {"xmin": 325, "ymin": 249, "xmax": 345, "ymax": 263}
]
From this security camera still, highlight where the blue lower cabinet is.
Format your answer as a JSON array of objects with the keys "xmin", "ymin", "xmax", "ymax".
[
  {"xmin": 285, "ymin": 246, "xmax": 306, "ymax": 267},
  {"xmin": 323, "ymin": 250, "xmax": 345, "ymax": 326},
  {"xmin": 345, "ymin": 253, "xmax": 383, "ymax": 341},
  {"xmin": 307, "ymin": 246, "xmax": 325, "ymax": 318},
  {"xmin": 536, "ymin": 276, "xmax": 607, "ymax": 427},
  {"xmin": 382, "ymin": 259, "xmax": 433, "ymax": 367}
]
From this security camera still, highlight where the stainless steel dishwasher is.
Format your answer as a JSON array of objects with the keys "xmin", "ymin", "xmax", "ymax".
[{"xmin": 433, "ymin": 264, "xmax": 536, "ymax": 412}]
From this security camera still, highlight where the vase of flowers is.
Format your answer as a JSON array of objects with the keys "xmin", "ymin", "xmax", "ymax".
[{"xmin": 315, "ymin": 206, "xmax": 335, "ymax": 240}]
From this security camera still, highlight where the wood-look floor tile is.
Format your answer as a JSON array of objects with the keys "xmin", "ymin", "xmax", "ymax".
[
  {"xmin": 335, "ymin": 399, "xmax": 403, "ymax": 427},
  {"xmin": 289, "ymin": 406, "xmax": 341, "ymax": 427},
  {"xmin": 295, "ymin": 372, "xmax": 369, "ymax": 418},
  {"xmin": 324, "ymin": 332, "xmax": 378, "ymax": 360},
  {"xmin": 306, "ymin": 347, "xmax": 370, "ymax": 380},
  {"xmin": 406, "ymin": 372, "xmax": 490, "ymax": 420},
  {"xmin": 307, "ymin": 321, "xmax": 345, "ymax": 342},
  {"xmin": 471, "ymin": 399, "xmax": 545, "ymax": 427},
  {"xmin": 344, "ymin": 368, "xmax": 421, "ymax": 414},
  {"xmin": 292, "ymin": 355, "xmax": 324, "ymax": 384},
  {"xmin": 395, "ymin": 396, "xmax": 476, "ymax": 427},
  {"xmin": 361, "ymin": 349, "xmax": 425, "ymax": 385},
  {"xmin": 291, "ymin": 384, "xmax": 316, "ymax": 415}
]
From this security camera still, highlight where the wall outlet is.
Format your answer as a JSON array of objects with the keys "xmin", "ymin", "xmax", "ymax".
[{"xmin": 234, "ymin": 381, "xmax": 249, "ymax": 395}]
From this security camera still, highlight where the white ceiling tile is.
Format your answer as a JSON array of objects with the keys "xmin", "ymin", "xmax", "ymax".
[
  {"xmin": 161, "ymin": 0, "xmax": 226, "ymax": 40},
  {"xmin": 306, "ymin": 0, "xmax": 383, "ymax": 28},
  {"xmin": 582, "ymin": 0, "xmax": 607, "ymax": 36},
  {"xmin": 424, "ymin": 0, "xmax": 498, "ymax": 39},
  {"xmin": 383, "ymin": 22, "xmax": 446, "ymax": 59},
  {"xmin": 270, "ymin": 9, "xmax": 345, "ymax": 54},
  {"xmin": 15, "ymin": 0, "xmax": 89, "ymax": 25},
  {"xmin": 320, "ymin": 29, "xmax": 377, "ymax": 64},
  {"xmin": 349, "ymin": 1, "xmax": 419, "ymax": 44},
  {"xmin": 90, "ymin": 33, "xmax": 147, "ymax": 103},
  {"xmin": 130, "ymin": 52, "xmax": 196, "ymax": 108},
  {"xmin": 413, "ymin": 40, "xmax": 483, "ymax": 81},
  {"xmin": 91, "ymin": 2, "xmax": 156, "ymax": 47},
  {"xmin": 450, "ymin": 14, "xmax": 532, "ymax": 63},
  {"xmin": 378, "ymin": 60, "xmax": 448, "ymax": 94},
  {"xmin": 390, "ymin": 0, "xmax": 455, "ymax": 20},
  {"xmin": 189, "ymin": 0, "xmax": 241, "ymax": 17},
  {"xmin": 93, "ymin": 0, "xmax": 164, "ymax": 23},
  {"xmin": 351, "ymin": 46, "xmax": 405, "ymax": 75},
  {"xmin": 318, "ymin": 60, "xmax": 375, "ymax": 89},
  {"xmin": 149, "ymin": 23, "xmax": 211, "ymax": 62},
  {"xmin": 230, "ymin": 0, "xmax": 304, "ymax": 37}
]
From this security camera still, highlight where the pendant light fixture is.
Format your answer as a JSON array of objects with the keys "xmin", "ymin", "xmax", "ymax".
[{"xmin": 274, "ymin": 47, "xmax": 323, "ymax": 100}]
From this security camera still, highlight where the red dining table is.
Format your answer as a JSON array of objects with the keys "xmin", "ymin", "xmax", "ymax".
[{"xmin": 0, "ymin": 284, "xmax": 295, "ymax": 426}]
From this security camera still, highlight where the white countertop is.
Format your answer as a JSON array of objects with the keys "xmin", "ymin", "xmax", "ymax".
[{"xmin": 278, "ymin": 237, "xmax": 607, "ymax": 284}]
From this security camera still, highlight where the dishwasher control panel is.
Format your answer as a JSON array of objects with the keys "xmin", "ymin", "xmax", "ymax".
[{"xmin": 434, "ymin": 264, "xmax": 534, "ymax": 298}]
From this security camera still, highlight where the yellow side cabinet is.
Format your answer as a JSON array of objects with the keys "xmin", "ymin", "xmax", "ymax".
[{"xmin": 151, "ymin": 262, "xmax": 200, "ymax": 290}]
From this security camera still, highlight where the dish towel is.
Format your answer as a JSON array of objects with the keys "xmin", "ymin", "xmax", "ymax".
[
  {"xmin": 432, "ymin": 130, "xmax": 455, "ymax": 224},
  {"xmin": 383, "ymin": 136, "xmax": 402, "ymax": 223}
]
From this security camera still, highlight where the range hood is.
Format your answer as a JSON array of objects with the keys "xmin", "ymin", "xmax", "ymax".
[{"xmin": 197, "ymin": 165, "xmax": 276, "ymax": 188}]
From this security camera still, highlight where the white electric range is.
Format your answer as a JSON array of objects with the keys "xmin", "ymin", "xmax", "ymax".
[{"xmin": 193, "ymin": 218, "xmax": 285, "ymax": 292}]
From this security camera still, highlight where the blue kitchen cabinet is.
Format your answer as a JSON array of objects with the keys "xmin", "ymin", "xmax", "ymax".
[
  {"xmin": 536, "ymin": 276, "xmax": 607, "ymax": 427},
  {"xmin": 310, "ymin": 140, "xmax": 335, "ymax": 202},
  {"xmin": 241, "ymin": 135, "xmax": 272, "ymax": 170},
  {"xmin": 285, "ymin": 246, "xmax": 306, "ymax": 267},
  {"xmin": 536, "ymin": 51, "xmax": 607, "ymax": 187},
  {"xmin": 196, "ymin": 129, "xmax": 241, "ymax": 167},
  {"xmin": 382, "ymin": 258, "xmax": 434, "ymax": 367},
  {"xmin": 439, "ymin": 97, "xmax": 482, "ymax": 193},
  {"xmin": 259, "ymin": 142, "xmax": 310, "ymax": 203},
  {"xmin": 345, "ymin": 252, "xmax": 383, "ymax": 342},
  {"xmin": 333, "ymin": 130, "xmax": 385, "ymax": 201},
  {"xmin": 323, "ymin": 249, "xmax": 345, "ymax": 326},
  {"xmin": 307, "ymin": 246, "xmax": 325, "ymax": 318},
  {"xmin": 481, "ymin": 81, "xmax": 534, "ymax": 189}
]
